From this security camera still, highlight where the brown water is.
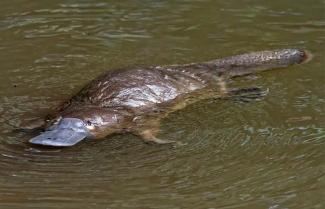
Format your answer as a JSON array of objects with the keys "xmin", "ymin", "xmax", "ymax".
[{"xmin": 0, "ymin": 1, "xmax": 324, "ymax": 209}]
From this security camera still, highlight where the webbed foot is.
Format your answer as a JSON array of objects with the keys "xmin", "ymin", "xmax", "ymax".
[
  {"xmin": 145, "ymin": 137, "xmax": 186, "ymax": 147},
  {"xmin": 138, "ymin": 129, "xmax": 185, "ymax": 146},
  {"xmin": 228, "ymin": 87, "xmax": 269, "ymax": 103}
]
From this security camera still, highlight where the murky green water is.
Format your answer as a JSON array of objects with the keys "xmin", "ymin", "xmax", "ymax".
[{"xmin": 0, "ymin": 0, "xmax": 324, "ymax": 208}]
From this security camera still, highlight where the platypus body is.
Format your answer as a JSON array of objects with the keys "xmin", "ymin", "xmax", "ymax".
[{"xmin": 29, "ymin": 49, "xmax": 310, "ymax": 146}]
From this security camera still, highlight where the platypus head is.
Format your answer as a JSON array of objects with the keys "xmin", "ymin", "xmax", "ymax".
[{"xmin": 29, "ymin": 106, "xmax": 126, "ymax": 147}]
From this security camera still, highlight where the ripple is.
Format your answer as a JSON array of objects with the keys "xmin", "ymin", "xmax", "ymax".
[
  {"xmin": 0, "ymin": 0, "xmax": 324, "ymax": 208},
  {"xmin": 268, "ymin": 21, "xmax": 325, "ymax": 34}
]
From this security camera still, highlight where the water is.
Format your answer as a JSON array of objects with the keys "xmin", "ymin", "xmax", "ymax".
[{"xmin": 0, "ymin": 0, "xmax": 324, "ymax": 208}]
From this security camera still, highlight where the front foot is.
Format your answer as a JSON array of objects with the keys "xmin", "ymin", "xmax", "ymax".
[
  {"xmin": 145, "ymin": 137, "xmax": 186, "ymax": 147},
  {"xmin": 145, "ymin": 137, "xmax": 176, "ymax": 144},
  {"xmin": 138, "ymin": 129, "xmax": 186, "ymax": 146}
]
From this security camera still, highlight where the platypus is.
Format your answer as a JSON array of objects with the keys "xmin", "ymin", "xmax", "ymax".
[{"xmin": 29, "ymin": 49, "xmax": 311, "ymax": 147}]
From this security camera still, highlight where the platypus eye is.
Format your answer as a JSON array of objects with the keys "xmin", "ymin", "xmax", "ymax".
[
  {"xmin": 85, "ymin": 120, "xmax": 96, "ymax": 130},
  {"xmin": 45, "ymin": 115, "xmax": 52, "ymax": 123}
]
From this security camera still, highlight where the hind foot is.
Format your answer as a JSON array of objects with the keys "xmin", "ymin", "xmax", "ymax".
[{"xmin": 227, "ymin": 87, "xmax": 269, "ymax": 103}]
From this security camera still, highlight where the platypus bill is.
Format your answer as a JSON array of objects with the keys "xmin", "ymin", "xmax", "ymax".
[{"xmin": 29, "ymin": 49, "xmax": 311, "ymax": 147}]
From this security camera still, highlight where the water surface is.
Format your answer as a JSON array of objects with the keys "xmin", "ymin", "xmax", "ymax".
[{"xmin": 0, "ymin": 0, "xmax": 324, "ymax": 208}]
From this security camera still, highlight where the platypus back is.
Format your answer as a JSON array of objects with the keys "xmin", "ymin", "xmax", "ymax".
[{"xmin": 29, "ymin": 48, "xmax": 311, "ymax": 147}]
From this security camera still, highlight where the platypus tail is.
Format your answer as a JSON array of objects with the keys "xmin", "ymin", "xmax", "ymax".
[{"xmin": 206, "ymin": 49, "xmax": 312, "ymax": 77}]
